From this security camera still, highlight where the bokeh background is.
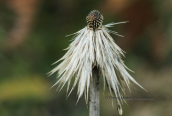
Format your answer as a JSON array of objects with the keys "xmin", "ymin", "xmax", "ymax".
[{"xmin": 0, "ymin": 0, "xmax": 172, "ymax": 116}]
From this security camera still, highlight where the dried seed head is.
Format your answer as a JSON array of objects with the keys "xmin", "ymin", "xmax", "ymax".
[{"xmin": 86, "ymin": 10, "xmax": 103, "ymax": 30}]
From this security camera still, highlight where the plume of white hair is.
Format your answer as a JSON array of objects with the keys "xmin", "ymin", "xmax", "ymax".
[{"xmin": 48, "ymin": 10, "xmax": 145, "ymax": 115}]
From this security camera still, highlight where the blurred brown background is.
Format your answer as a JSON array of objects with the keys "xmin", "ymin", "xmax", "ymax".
[{"xmin": 0, "ymin": 0, "xmax": 172, "ymax": 116}]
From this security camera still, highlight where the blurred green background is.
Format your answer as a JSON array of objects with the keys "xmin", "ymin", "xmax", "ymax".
[{"xmin": 0, "ymin": 0, "xmax": 172, "ymax": 116}]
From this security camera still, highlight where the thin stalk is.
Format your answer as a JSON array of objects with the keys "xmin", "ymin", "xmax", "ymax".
[{"xmin": 89, "ymin": 67, "xmax": 100, "ymax": 116}]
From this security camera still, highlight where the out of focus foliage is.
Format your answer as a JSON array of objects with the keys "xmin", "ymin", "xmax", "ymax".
[{"xmin": 0, "ymin": 0, "xmax": 172, "ymax": 116}]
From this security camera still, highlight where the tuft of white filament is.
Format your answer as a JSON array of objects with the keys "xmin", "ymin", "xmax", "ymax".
[{"xmin": 48, "ymin": 10, "xmax": 145, "ymax": 115}]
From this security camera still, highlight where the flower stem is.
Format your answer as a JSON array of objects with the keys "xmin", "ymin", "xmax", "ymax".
[{"xmin": 89, "ymin": 67, "xmax": 100, "ymax": 116}]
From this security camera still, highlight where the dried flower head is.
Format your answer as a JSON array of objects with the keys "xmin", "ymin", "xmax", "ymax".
[
  {"xmin": 86, "ymin": 10, "xmax": 103, "ymax": 30},
  {"xmin": 49, "ymin": 10, "xmax": 145, "ymax": 115}
]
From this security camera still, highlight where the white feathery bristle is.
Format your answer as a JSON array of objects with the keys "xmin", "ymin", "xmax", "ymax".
[
  {"xmin": 49, "ymin": 22, "xmax": 145, "ymax": 111},
  {"xmin": 118, "ymin": 106, "xmax": 123, "ymax": 115}
]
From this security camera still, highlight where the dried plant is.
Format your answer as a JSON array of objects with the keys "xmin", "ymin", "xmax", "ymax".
[{"xmin": 49, "ymin": 10, "xmax": 145, "ymax": 115}]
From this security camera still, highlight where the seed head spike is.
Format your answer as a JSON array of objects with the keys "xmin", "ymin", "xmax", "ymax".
[{"xmin": 86, "ymin": 10, "xmax": 103, "ymax": 31}]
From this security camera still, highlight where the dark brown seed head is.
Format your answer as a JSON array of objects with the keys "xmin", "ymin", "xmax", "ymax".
[{"xmin": 86, "ymin": 10, "xmax": 103, "ymax": 31}]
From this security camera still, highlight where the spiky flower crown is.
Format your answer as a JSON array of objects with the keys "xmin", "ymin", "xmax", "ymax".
[{"xmin": 49, "ymin": 10, "xmax": 145, "ymax": 115}]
